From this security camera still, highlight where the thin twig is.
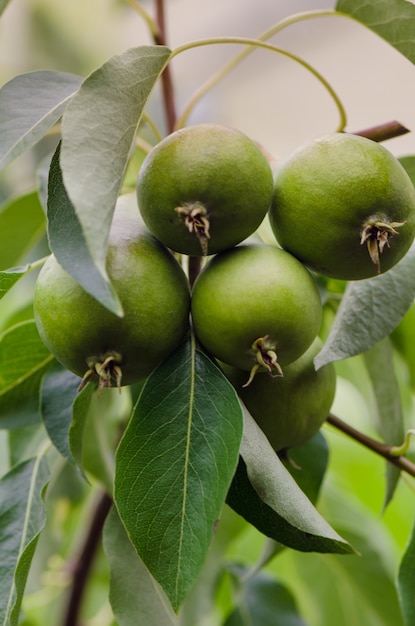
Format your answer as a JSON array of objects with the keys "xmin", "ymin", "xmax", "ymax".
[
  {"xmin": 351, "ymin": 120, "xmax": 410, "ymax": 142},
  {"xmin": 62, "ymin": 491, "xmax": 113, "ymax": 626},
  {"xmin": 326, "ymin": 413, "xmax": 415, "ymax": 478},
  {"xmin": 188, "ymin": 256, "xmax": 203, "ymax": 290}
]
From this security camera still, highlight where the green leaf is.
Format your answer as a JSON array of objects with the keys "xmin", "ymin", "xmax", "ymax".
[
  {"xmin": 47, "ymin": 143, "xmax": 123, "ymax": 315},
  {"xmin": 114, "ymin": 337, "xmax": 243, "ymax": 611},
  {"xmin": 398, "ymin": 511, "xmax": 415, "ymax": 626},
  {"xmin": 43, "ymin": 363, "xmax": 122, "ymax": 488},
  {"xmin": 68, "ymin": 382, "xmax": 95, "ymax": 475},
  {"xmin": 0, "ymin": 70, "xmax": 82, "ymax": 169},
  {"xmin": 103, "ymin": 507, "xmax": 178, "ymax": 626},
  {"xmin": 81, "ymin": 387, "xmax": 131, "ymax": 494},
  {"xmin": 0, "ymin": 260, "xmax": 46, "ymax": 301},
  {"xmin": 227, "ymin": 406, "xmax": 352, "ymax": 554},
  {"xmin": 244, "ymin": 434, "xmax": 330, "ymax": 578},
  {"xmin": 40, "ymin": 364, "xmax": 81, "ymax": 463},
  {"xmin": 336, "ymin": 0, "xmax": 415, "ymax": 64},
  {"xmin": 314, "ymin": 241, "xmax": 415, "ymax": 369},
  {"xmin": 0, "ymin": 453, "xmax": 50, "ymax": 626},
  {"xmin": 363, "ymin": 338, "xmax": 404, "ymax": 508},
  {"xmin": 285, "ymin": 431, "xmax": 329, "ymax": 506},
  {"xmin": 0, "ymin": 267, "xmax": 29, "ymax": 300},
  {"xmin": 0, "ymin": 321, "xmax": 54, "ymax": 430},
  {"xmin": 60, "ymin": 46, "xmax": 170, "ymax": 313},
  {"xmin": 0, "ymin": 192, "xmax": 45, "ymax": 270},
  {"xmin": 224, "ymin": 567, "xmax": 307, "ymax": 626},
  {"xmin": 8, "ymin": 423, "xmax": 46, "ymax": 468}
]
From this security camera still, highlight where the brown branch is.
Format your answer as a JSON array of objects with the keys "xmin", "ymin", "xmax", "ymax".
[
  {"xmin": 351, "ymin": 120, "xmax": 410, "ymax": 143},
  {"xmin": 62, "ymin": 491, "xmax": 113, "ymax": 626},
  {"xmin": 154, "ymin": 0, "xmax": 177, "ymax": 133},
  {"xmin": 327, "ymin": 413, "xmax": 415, "ymax": 478},
  {"xmin": 188, "ymin": 256, "xmax": 203, "ymax": 289}
]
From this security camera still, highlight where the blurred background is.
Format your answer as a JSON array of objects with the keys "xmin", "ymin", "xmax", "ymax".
[{"xmin": 1, "ymin": 0, "xmax": 415, "ymax": 161}]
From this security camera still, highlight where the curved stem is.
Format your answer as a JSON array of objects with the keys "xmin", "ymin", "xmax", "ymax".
[
  {"xmin": 171, "ymin": 36, "xmax": 346, "ymax": 133},
  {"xmin": 62, "ymin": 491, "xmax": 113, "ymax": 626},
  {"xmin": 141, "ymin": 112, "xmax": 163, "ymax": 145},
  {"xmin": 125, "ymin": 0, "xmax": 159, "ymax": 38},
  {"xmin": 173, "ymin": 11, "xmax": 344, "ymax": 131},
  {"xmin": 327, "ymin": 413, "xmax": 415, "ymax": 478},
  {"xmin": 176, "ymin": 10, "xmax": 337, "ymax": 129},
  {"xmin": 135, "ymin": 134, "xmax": 157, "ymax": 157}
]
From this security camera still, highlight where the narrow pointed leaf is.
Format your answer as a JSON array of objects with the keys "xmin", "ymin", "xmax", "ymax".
[
  {"xmin": 0, "ymin": 321, "xmax": 54, "ymax": 430},
  {"xmin": 0, "ymin": 70, "xmax": 82, "ymax": 169},
  {"xmin": 0, "ymin": 192, "xmax": 45, "ymax": 270},
  {"xmin": 0, "ymin": 454, "xmax": 50, "ymax": 626},
  {"xmin": 114, "ymin": 338, "xmax": 243, "ymax": 611},
  {"xmin": 227, "ymin": 406, "xmax": 352, "ymax": 554},
  {"xmin": 398, "ymin": 512, "xmax": 415, "ymax": 626},
  {"xmin": 47, "ymin": 143, "xmax": 122, "ymax": 315},
  {"xmin": 0, "ymin": 258, "xmax": 46, "ymax": 300},
  {"xmin": 68, "ymin": 382, "xmax": 95, "ymax": 475},
  {"xmin": 41, "ymin": 362, "xmax": 95, "ymax": 479},
  {"xmin": 0, "ymin": 266, "xmax": 30, "ymax": 300},
  {"xmin": 40, "ymin": 364, "xmax": 81, "ymax": 463},
  {"xmin": 315, "ymin": 242, "xmax": 415, "ymax": 369},
  {"xmin": 363, "ymin": 338, "xmax": 404, "ymax": 508},
  {"xmin": 60, "ymin": 46, "xmax": 170, "ymax": 294},
  {"xmin": 103, "ymin": 508, "xmax": 178, "ymax": 626},
  {"xmin": 336, "ymin": 0, "xmax": 415, "ymax": 64}
]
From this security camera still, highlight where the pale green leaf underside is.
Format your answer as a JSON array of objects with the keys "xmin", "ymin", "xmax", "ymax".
[
  {"xmin": 114, "ymin": 338, "xmax": 243, "ymax": 611},
  {"xmin": 60, "ymin": 46, "xmax": 170, "ymax": 287},
  {"xmin": 47, "ymin": 143, "xmax": 123, "ymax": 316},
  {"xmin": 363, "ymin": 338, "xmax": 404, "ymax": 508},
  {"xmin": 336, "ymin": 0, "xmax": 415, "ymax": 64},
  {"xmin": 0, "ymin": 455, "xmax": 49, "ymax": 626},
  {"xmin": 237, "ymin": 405, "xmax": 352, "ymax": 553},
  {"xmin": 315, "ymin": 241, "xmax": 415, "ymax": 369},
  {"xmin": 103, "ymin": 508, "xmax": 178, "ymax": 626},
  {"xmin": 0, "ymin": 70, "xmax": 82, "ymax": 169}
]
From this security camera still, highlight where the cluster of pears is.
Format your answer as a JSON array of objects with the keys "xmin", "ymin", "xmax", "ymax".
[{"xmin": 34, "ymin": 123, "xmax": 415, "ymax": 454}]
